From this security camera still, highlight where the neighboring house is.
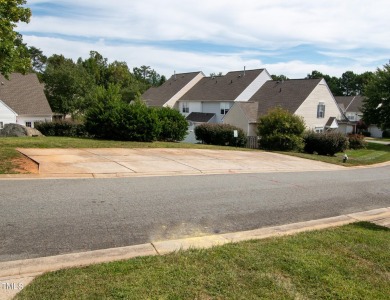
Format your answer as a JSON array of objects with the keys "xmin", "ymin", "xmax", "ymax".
[
  {"xmin": 178, "ymin": 69, "xmax": 271, "ymax": 123},
  {"xmin": 224, "ymin": 78, "xmax": 344, "ymax": 135},
  {"xmin": 141, "ymin": 68, "xmax": 272, "ymax": 123},
  {"xmin": 335, "ymin": 95, "xmax": 383, "ymax": 137},
  {"xmin": 0, "ymin": 73, "xmax": 52, "ymax": 129},
  {"xmin": 142, "ymin": 71, "xmax": 205, "ymax": 108}
]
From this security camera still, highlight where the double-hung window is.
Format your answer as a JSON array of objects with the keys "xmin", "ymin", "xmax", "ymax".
[
  {"xmin": 220, "ymin": 102, "xmax": 230, "ymax": 115},
  {"xmin": 182, "ymin": 102, "xmax": 189, "ymax": 113},
  {"xmin": 317, "ymin": 102, "xmax": 325, "ymax": 118},
  {"xmin": 0, "ymin": 122, "xmax": 3, "ymax": 129}
]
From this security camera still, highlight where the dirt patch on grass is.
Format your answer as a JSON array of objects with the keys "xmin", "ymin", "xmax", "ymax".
[{"xmin": 11, "ymin": 155, "xmax": 39, "ymax": 174}]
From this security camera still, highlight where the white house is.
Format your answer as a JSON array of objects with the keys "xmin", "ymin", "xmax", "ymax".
[
  {"xmin": 0, "ymin": 73, "xmax": 52, "ymax": 129},
  {"xmin": 335, "ymin": 95, "xmax": 383, "ymax": 137},
  {"xmin": 223, "ymin": 78, "xmax": 344, "ymax": 135},
  {"xmin": 142, "ymin": 69, "xmax": 272, "ymax": 122},
  {"xmin": 177, "ymin": 69, "xmax": 272, "ymax": 123}
]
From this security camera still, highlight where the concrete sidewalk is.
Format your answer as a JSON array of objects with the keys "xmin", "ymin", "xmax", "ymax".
[
  {"xmin": 1, "ymin": 207, "xmax": 389, "ymax": 299},
  {"xmin": 0, "ymin": 148, "xmax": 347, "ymax": 179}
]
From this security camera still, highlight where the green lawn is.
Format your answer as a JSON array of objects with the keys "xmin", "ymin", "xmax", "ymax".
[
  {"xmin": 280, "ymin": 142, "xmax": 390, "ymax": 166},
  {"xmin": 16, "ymin": 222, "xmax": 390, "ymax": 300}
]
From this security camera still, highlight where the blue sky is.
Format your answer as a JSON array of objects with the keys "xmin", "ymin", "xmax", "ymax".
[{"xmin": 18, "ymin": 0, "xmax": 390, "ymax": 78}]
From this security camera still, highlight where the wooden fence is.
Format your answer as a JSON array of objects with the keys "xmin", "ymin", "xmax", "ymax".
[{"xmin": 246, "ymin": 136, "xmax": 259, "ymax": 149}]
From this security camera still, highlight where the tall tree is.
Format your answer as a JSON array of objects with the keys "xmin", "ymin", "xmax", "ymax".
[
  {"xmin": 362, "ymin": 62, "xmax": 390, "ymax": 130},
  {"xmin": 355, "ymin": 71, "xmax": 374, "ymax": 96},
  {"xmin": 80, "ymin": 51, "xmax": 108, "ymax": 86},
  {"xmin": 306, "ymin": 70, "xmax": 342, "ymax": 96},
  {"xmin": 0, "ymin": 0, "xmax": 31, "ymax": 77},
  {"xmin": 340, "ymin": 71, "xmax": 358, "ymax": 96},
  {"xmin": 28, "ymin": 46, "xmax": 47, "ymax": 73},
  {"xmin": 43, "ymin": 55, "xmax": 96, "ymax": 118}
]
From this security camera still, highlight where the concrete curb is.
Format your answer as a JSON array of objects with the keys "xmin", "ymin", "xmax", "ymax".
[{"xmin": 1, "ymin": 207, "xmax": 389, "ymax": 299}]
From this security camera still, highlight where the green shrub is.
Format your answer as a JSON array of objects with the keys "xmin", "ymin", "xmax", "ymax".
[
  {"xmin": 348, "ymin": 134, "xmax": 367, "ymax": 149},
  {"xmin": 194, "ymin": 123, "xmax": 246, "ymax": 147},
  {"xmin": 303, "ymin": 131, "xmax": 349, "ymax": 156},
  {"xmin": 154, "ymin": 107, "xmax": 188, "ymax": 142},
  {"xmin": 84, "ymin": 85, "xmax": 160, "ymax": 141},
  {"xmin": 257, "ymin": 107, "xmax": 305, "ymax": 151},
  {"xmin": 35, "ymin": 121, "xmax": 89, "ymax": 137}
]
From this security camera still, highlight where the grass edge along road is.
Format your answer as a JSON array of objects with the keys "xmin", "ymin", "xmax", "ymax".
[{"xmin": 15, "ymin": 222, "xmax": 390, "ymax": 299}]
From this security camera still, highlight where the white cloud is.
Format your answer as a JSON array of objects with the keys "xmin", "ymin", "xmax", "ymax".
[{"xmin": 18, "ymin": 1, "xmax": 390, "ymax": 78}]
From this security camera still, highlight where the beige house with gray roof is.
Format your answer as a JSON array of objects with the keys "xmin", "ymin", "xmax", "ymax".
[
  {"xmin": 224, "ymin": 78, "xmax": 343, "ymax": 135},
  {"xmin": 0, "ymin": 73, "xmax": 52, "ymax": 129}
]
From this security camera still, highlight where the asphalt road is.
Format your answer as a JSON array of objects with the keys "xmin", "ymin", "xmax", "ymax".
[{"xmin": 1, "ymin": 166, "xmax": 389, "ymax": 262}]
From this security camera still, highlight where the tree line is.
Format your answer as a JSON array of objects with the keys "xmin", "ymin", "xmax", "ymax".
[
  {"xmin": 272, "ymin": 70, "xmax": 374, "ymax": 97},
  {"xmin": 33, "ymin": 49, "xmax": 166, "ymax": 118}
]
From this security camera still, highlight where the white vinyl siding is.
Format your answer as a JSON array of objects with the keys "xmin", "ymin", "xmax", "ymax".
[
  {"xmin": 0, "ymin": 100, "xmax": 17, "ymax": 126},
  {"xmin": 295, "ymin": 79, "xmax": 342, "ymax": 130}
]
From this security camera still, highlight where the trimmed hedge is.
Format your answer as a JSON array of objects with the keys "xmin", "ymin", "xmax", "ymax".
[
  {"xmin": 348, "ymin": 134, "xmax": 367, "ymax": 149},
  {"xmin": 303, "ymin": 131, "xmax": 349, "ymax": 156},
  {"xmin": 195, "ymin": 123, "xmax": 246, "ymax": 147},
  {"xmin": 35, "ymin": 121, "xmax": 89, "ymax": 137}
]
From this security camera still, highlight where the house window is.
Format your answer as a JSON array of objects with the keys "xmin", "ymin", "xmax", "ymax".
[
  {"xmin": 315, "ymin": 127, "xmax": 324, "ymax": 133},
  {"xmin": 220, "ymin": 102, "xmax": 230, "ymax": 115},
  {"xmin": 317, "ymin": 102, "xmax": 325, "ymax": 118},
  {"xmin": 25, "ymin": 122, "xmax": 32, "ymax": 128},
  {"xmin": 347, "ymin": 113, "xmax": 356, "ymax": 121},
  {"xmin": 0, "ymin": 122, "xmax": 3, "ymax": 129},
  {"xmin": 182, "ymin": 102, "xmax": 189, "ymax": 113}
]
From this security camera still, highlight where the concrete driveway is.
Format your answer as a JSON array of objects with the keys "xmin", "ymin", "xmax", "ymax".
[{"xmin": 15, "ymin": 148, "xmax": 345, "ymax": 178}]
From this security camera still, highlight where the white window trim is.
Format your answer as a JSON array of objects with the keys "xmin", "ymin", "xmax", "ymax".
[
  {"xmin": 220, "ymin": 102, "xmax": 230, "ymax": 115},
  {"xmin": 0, "ymin": 121, "xmax": 3, "ymax": 129},
  {"xmin": 182, "ymin": 102, "xmax": 189, "ymax": 113},
  {"xmin": 317, "ymin": 102, "xmax": 325, "ymax": 119}
]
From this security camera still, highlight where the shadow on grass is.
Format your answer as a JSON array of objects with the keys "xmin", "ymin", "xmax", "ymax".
[{"xmin": 352, "ymin": 221, "xmax": 390, "ymax": 232}]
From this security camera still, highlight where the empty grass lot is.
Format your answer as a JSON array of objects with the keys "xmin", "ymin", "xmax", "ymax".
[{"xmin": 16, "ymin": 222, "xmax": 390, "ymax": 300}]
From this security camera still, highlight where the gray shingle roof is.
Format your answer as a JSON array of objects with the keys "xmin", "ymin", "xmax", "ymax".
[
  {"xmin": 334, "ymin": 95, "xmax": 364, "ymax": 113},
  {"xmin": 249, "ymin": 79, "xmax": 322, "ymax": 116},
  {"xmin": 180, "ymin": 69, "xmax": 265, "ymax": 101},
  {"xmin": 186, "ymin": 112, "xmax": 215, "ymax": 123},
  {"xmin": 234, "ymin": 102, "xmax": 259, "ymax": 123},
  {"xmin": 325, "ymin": 116, "xmax": 336, "ymax": 127},
  {"xmin": 0, "ymin": 73, "xmax": 52, "ymax": 115},
  {"xmin": 141, "ymin": 72, "xmax": 203, "ymax": 107}
]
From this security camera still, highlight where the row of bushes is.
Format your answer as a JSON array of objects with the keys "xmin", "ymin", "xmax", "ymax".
[
  {"xmin": 303, "ymin": 132, "xmax": 367, "ymax": 156},
  {"xmin": 35, "ymin": 121, "xmax": 90, "ymax": 138},
  {"xmin": 37, "ymin": 101, "xmax": 189, "ymax": 142},
  {"xmin": 194, "ymin": 123, "xmax": 247, "ymax": 147}
]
